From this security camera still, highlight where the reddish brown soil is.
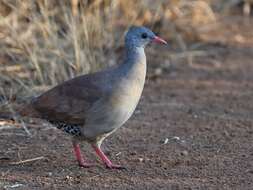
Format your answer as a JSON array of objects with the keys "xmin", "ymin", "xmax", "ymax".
[{"xmin": 1, "ymin": 18, "xmax": 253, "ymax": 190}]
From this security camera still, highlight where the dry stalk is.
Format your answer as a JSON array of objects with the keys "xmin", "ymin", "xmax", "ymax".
[{"xmin": 10, "ymin": 156, "xmax": 45, "ymax": 165}]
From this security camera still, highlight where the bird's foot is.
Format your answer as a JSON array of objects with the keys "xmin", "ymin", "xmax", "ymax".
[
  {"xmin": 73, "ymin": 142, "xmax": 94, "ymax": 168},
  {"xmin": 105, "ymin": 163, "xmax": 126, "ymax": 170},
  {"xmin": 92, "ymin": 144, "xmax": 126, "ymax": 170}
]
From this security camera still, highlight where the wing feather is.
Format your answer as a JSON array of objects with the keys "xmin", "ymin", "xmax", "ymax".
[{"xmin": 22, "ymin": 75, "xmax": 105, "ymax": 125}]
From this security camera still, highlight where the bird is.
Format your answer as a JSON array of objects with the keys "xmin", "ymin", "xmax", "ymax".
[{"xmin": 15, "ymin": 26, "xmax": 167, "ymax": 169}]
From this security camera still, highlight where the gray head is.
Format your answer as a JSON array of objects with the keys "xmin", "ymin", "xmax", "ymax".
[{"xmin": 125, "ymin": 26, "xmax": 167, "ymax": 48}]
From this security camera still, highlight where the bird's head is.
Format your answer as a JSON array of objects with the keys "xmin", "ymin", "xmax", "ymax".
[{"xmin": 125, "ymin": 26, "xmax": 167, "ymax": 48}]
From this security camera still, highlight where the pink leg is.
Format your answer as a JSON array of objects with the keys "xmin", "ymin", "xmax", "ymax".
[
  {"xmin": 92, "ymin": 144, "xmax": 125, "ymax": 169},
  {"xmin": 73, "ymin": 142, "xmax": 93, "ymax": 168}
]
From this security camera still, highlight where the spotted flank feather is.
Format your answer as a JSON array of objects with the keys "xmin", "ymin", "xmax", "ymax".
[{"xmin": 49, "ymin": 120, "xmax": 82, "ymax": 136}]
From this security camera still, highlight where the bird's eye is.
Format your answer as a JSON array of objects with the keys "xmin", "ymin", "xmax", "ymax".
[{"xmin": 141, "ymin": 33, "xmax": 148, "ymax": 39}]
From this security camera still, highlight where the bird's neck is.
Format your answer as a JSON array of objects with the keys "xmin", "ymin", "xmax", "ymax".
[
  {"xmin": 121, "ymin": 46, "xmax": 146, "ymax": 70},
  {"xmin": 117, "ymin": 46, "xmax": 146, "ymax": 83}
]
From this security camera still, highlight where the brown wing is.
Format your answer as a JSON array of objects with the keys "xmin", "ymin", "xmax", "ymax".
[{"xmin": 20, "ymin": 75, "xmax": 104, "ymax": 125}]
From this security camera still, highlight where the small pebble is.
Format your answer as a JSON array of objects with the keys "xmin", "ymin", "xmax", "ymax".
[
  {"xmin": 115, "ymin": 152, "xmax": 122, "ymax": 156},
  {"xmin": 163, "ymin": 138, "xmax": 169, "ymax": 144},
  {"xmin": 154, "ymin": 68, "xmax": 163, "ymax": 76},
  {"xmin": 181, "ymin": 150, "xmax": 189, "ymax": 156},
  {"xmin": 138, "ymin": 158, "xmax": 144, "ymax": 162}
]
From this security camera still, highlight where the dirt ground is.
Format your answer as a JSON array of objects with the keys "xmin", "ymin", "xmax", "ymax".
[{"xmin": 1, "ymin": 17, "xmax": 253, "ymax": 190}]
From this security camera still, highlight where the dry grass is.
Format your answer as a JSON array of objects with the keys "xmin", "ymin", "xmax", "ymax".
[{"xmin": 0, "ymin": 0, "xmax": 243, "ymax": 101}]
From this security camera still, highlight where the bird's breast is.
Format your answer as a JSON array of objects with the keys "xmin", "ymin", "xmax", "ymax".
[
  {"xmin": 109, "ymin": 62, "xmax": 146, "ymax": 126},
  {"xmin": 83, "ymin": 71, "xmax": 146, "ymax": 139}
]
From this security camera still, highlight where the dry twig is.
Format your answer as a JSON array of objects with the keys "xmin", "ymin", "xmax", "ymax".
[{"xmin": 10, "ymin": 156, "xmax": 45, "ymax": 165}]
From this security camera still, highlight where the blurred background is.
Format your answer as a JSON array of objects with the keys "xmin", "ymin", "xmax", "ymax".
[{"xmin": 0, "ymin": 0, "xmax": 252, "ymax": 100}]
